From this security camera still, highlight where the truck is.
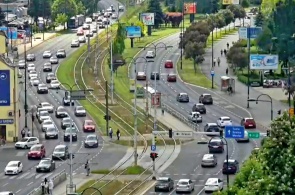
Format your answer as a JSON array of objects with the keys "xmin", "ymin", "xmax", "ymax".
[{"xmin": 67, "ymin": 15, "xmax": 85, "ymax": 28}]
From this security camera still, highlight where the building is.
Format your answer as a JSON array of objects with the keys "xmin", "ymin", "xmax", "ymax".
[{"xmin": 0, "ymin": 31, "xmax": 20, "ymax": 142}]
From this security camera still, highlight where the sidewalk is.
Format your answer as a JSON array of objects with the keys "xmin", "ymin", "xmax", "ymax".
[{"xmin": 200, "ymin": 33, "xmax": 288, "ymax": 127}]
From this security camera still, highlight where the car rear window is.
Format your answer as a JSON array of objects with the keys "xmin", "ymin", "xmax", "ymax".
[
  {"xmin": 178, "ymin": 181, "xmax": 188, "ymax": 185},
  {"xmin": 246, "ymin": 119, "xmax": 255, "ymax": 123},
  {"xmin": 204, "ymin": 95, "xmax": 212, "ymax": 98},
  {"xmin": 210, "ymin": 141, "xmax": 222, "ymax": 146}
]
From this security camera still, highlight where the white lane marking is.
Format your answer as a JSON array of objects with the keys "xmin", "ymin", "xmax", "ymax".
[
  {"xmin": 18, "ymin": 172, "xmax": 31, "ymax": 179},
  {"xmin": 2, "ymin": 183, "xmax": 8, "ymax": 187},
  {"xmin": 27, "ymin": 181, "xmax": 34, "ymax": 186}
]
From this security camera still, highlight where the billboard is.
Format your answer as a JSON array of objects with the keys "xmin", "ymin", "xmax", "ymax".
[
  {"xmin": 184, "ymin": 3, "xmax": 197, "ymax": 14},
  {"xmin": 232, "ymin": 0, "xmax": 239, "ymax": 4},
  {"xmin": 0, "ymin": 32, "xmax": 6, "ymax": 54},
  {"xmin": 250, "ymin": 55, "xmax": 279, "ymax": 70},
  {"xmin": 0, "ymin": 27, "xmax": 17, "ymax": 39},
  {"xmin": 141, "ymin": 13, "xmax": 155, "ymax": 25},
  {"xmin": 126, "ymin": 26, "xmax": 141, "ymax": 38},
  {"xmin": 151, "ymin": 92, "xmax": 161, "ymax": 106},
  {"xmin": 223, "ymin": 0, "xmax": 240, "ymax": 4},
  {"xmin": 0, "ymin": 70, "xmax": 10, "ymax": 106}
]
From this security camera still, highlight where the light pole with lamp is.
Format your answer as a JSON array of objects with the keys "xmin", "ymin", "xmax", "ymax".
[
  {"xmin": 180, "ymin": 0, "xmax": 184, "ymax": 70},
  {"xmin": 247, "ymin": 94, "xmax": 273, "ymax": 121},
  {"xmin": 138, "ymin": 42, "xmax": 173, "ymax": 57},
  {"xmin": 54, "ymin": 83, "xmax": 93, "ymax": 193}
]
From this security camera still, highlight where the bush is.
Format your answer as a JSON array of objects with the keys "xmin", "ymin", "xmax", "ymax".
[{"xmin": 237, "ymin": 74, "xmax": 261, "ymax": 85}]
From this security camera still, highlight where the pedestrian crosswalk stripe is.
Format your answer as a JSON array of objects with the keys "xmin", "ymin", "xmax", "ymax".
[
  {"xmin": 18, "ymin": 172, "xmax": 31, "ymax": 179},
  {"xmin": 0, "ymin": 172, "xmax": 54, "ymax": 180}
]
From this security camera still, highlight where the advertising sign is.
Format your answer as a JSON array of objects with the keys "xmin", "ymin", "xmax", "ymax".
[
  {"xmin": 126, "ymin": 26, "xmax": 142, "ymax": 38},
  {"xmin": 0, "ymin": 119, "xmax": 14, "ymax": 124},
  {"xmin": 223, "ymin": 0, "xmax": 232, "ymax": 5},
  {"xmin": 250, "ymin": 55, "xmax": 279, "ymax": 70},
  {"xmin": 0, "ymin": 32, "xmax": 6, "ymax": 54},
  {"xmin": 0, "ymin": 70, "xmax": 10, "ymax": 106},
  {"xmin": 184, "ymin": 3, "xmax": 197, "ymax": 14},
  {"xmin": 0, "ymin": 27, "xmax": 17, "ymax": 39},
  {"xmin": 232, "ymin": 0, "xmax": 239, "ymax": 4},
  {"xmin": 151, "ymin": 92, "xmax": 161, "ymax": 106},
  {"xmin": 141, "ymin": 13, "xmax": 155, "ymax": 25},
  {"xmin": 239, "ymin": 27, "xmax": 262, "ymax": 39}
]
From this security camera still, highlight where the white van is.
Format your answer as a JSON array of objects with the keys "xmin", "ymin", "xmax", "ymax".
[{"xmin": 85, "ymin": 17, "xmax": 92, "ymax": 24}]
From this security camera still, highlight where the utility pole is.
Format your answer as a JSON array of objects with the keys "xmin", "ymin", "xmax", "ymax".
[
  {"xmin": 105, "ymin": 81, "xmax": 109, "ymax": 135},
  {"xmin": 152, "ymin": 73, "xmax": 157, "ymax": 179},
  {"xmin": 87, "ymin": 34, "xmax": 91, "ymax": 65},
  {"xmin": 24, "ymin": 36, "xmax": 28, "ymax": 128},
  {"xmin": 180, "ymin": 0, "xmax": 184, "ymax": 70},
  {"xmin": 95, "ymin": 24, "xmax": 99, "ymax": 58},
  {"xmin": 145, "ymin": 78, "xmax": 149, "ymax": 133},
  {"xmin": 69, "ymin": 93, "xmax": 74, "ymax": 192},
  {"xmin": 110, "ymin": 40, "xmax": 114, "ymax": 104},
  {"xmin": 42, "ymin": 0, "xmax": 45, "ymax": 41},
  {"xmin": 134, "ymin": 62, "xmax": 138, "ymax": 166}
]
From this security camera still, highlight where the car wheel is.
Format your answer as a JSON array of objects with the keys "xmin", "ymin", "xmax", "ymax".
[{"xmin": 24, "ymin": 145, "xmax": 28, "ymax": 149}]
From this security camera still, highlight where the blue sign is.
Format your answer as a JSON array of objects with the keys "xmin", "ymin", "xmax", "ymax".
[
  {"xmin": 211, "ymin": 70, "xmax": 215, "ymax": 76},
  {"xmin": 0, "ymin": 27, "xmax": 18, "ymax": 39},
  {"xmin": 25, "ymin": 28, "xmax": 31, "ymax": 37},
  {"xmin": 250, "ymin": 54, "xmax": 279, "ymax": 70},
  {"xmin": 239, "ymin": 27, "xmax": 262, "ymax": 39},
  {"xmin": 0, "ymin": 70, "xmax": 10, "ymax": 106},
  {"xmin": 126, "ymin": 26, "xmax": 141, "ymax": 38},
  {"xmin": 151, "ymin": 145, "xmax": 156, "ymax": 151},
  {"xmin": 0, "ymin": 119, "xmax": 14, "ymax": 124},
  {"xmin": 225, "ymin": 126, "xmax": 245, "ymax": 139}
]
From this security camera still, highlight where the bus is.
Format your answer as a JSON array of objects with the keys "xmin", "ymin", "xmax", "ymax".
[{"xmin": 67, "ymin": 15, "xmax": 85, "ymax": 29}]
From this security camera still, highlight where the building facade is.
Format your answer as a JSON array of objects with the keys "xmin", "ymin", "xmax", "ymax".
[{"xmin": 0, "ymin": 31, "xmax": 19, "ymax": 142}]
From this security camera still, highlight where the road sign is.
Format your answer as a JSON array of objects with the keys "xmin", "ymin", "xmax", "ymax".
[
  {"xmin": 248, "ymin": 132, "xmax": 260, "ymax": 139},
  {"xmin": 239, "ymin": 27, "xmax": 262, "ymax": 39},
  {"xmin": 173, "ymin": 131, "xmax": 193, "ymax": 138},
  {"xmin": 151, "ymin": 145, "xmax": 156, "ymax": 151},
  {"xmin": 289, "ymin": 108, "xmax": 294, "ymax": 116},
  {"xmin": 225, "ymin": 126, "xmax": 245, "ymax": 139},
  {"xmin": 211, "ymin": 70, "xmax": 215, "ymax": 76}
]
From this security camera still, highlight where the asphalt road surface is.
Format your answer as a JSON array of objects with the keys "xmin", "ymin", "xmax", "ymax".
[
  {"xmin": 130, "ymin": 24, "xmax": 263, "ymax": 195},
  {"xmin": 0, "ymin": 1, "xmax": 127, "ymax": 194}
]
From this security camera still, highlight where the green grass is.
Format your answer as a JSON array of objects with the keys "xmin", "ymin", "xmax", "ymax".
[
  {"xmin": 280, "ymin": 100, "xmax": 294, "ymax": 106},
  {"xmin": 91, "ymin": 165, "xmax": 151, "ymax": 175}
]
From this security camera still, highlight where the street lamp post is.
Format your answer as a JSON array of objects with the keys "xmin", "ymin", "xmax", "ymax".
[
  {"xmin": 138, "ymin": 42, "xmax": 173, "ymax": 57},
  {"xmin": 248, "ymin": 94, "xmax": 273, "ymax": 120},
  {"xmin": 180, "ymin": 0, "xmax": 184, "ymax": 70},
  {"xmin": 55, "ymin": 83, "xmax": 93, "ymax": 193}
]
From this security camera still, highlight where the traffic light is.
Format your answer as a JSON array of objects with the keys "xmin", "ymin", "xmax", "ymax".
[
  {"xmin": 150, "ymin": 152, "xmax": 158, "ymax": 161},
  {"xmin": 104, "ymin": 115, "xmax": 111, "ymax": 120},
  {"xmin": 169, "ymin": 128, "xmax": 173, "ymax": 138},
  {"xmin": 155, "ymin": 153, "xmax": 158, "ymax": 159},
  {"xmin": 154, "ymin": 136, "xmax": 157, "ymax": 144},
  {"xmin": 266, "ymin": 130, "xmax": 270, "ymax": 137},
  {"xmin": 220, "ymin": 129, "xmax": 223, "ymax": 137},
  {"xmin": 278, "ymin": 110, "xmax": 281, "ymax": 115}
]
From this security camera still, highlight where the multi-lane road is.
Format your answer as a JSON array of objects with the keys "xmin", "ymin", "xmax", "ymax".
[
  {"xmin": 131, "ymin": 31, "xmax": 262, "ymax": 194},
  {"xmin": 0, "ymin": 1, "xmax": 127, "ymax": 194}
]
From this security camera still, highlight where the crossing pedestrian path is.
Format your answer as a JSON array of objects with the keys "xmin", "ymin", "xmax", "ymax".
[{"xmin": 0, "ymin": 171, "xmax": 54, "ymax": 180}]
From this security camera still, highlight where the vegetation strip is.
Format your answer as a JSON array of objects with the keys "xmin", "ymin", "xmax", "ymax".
[{"xmin": 91, "ymin": 165, "xmax": 151, "ymax": 175}]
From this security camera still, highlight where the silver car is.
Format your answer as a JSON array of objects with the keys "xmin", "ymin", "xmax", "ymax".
[
  {"xmin": 84, "ymin": 135, "xmax": 99, "ymax": 148},
  {"xmin": 176, "ymin": 179, "xmax": 194, "ymax": 193},
  {"xmin": 201, "ymin": 154, "xmax": 217, "ymax": 167},
  {"xmin": 45, "ymin": 126, "xmax": 58, "ymax": 139},
  {"xmin": 50, "ymin": 56, "xmax": 59, "ymax": 64}
]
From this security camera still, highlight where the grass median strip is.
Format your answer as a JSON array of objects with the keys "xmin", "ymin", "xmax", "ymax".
[{"xmin": 91, "ymin": 165, "xmax": 151, "ymax": 175}]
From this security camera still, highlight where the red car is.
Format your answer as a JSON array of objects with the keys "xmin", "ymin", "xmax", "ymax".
[
  {"xmin": 164, "ymin": 60, "xmax": 173, "ymax": 68},
  {"xmin": 28, "ymin": 144, "xmax": 46, "ymax": 159},
  {"xmin": 76, "ymin": 29, "xmax": 84, "ymax": 36},
  {"xmin": 241, "ymin": 117, "xmax": 256, "ymax": 128},
  {"xmin": 83, "ymin": 120, "xmax": 95, "ymax": 132},
  {"xmin": 167, "ymin": 73, "xmax": 177, "ymax": 82}
]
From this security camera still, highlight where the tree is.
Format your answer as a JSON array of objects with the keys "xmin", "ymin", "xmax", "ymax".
[
  {"xmin": 256, "ymin": 27, "xmax": 273, "ymax": 52},
  {"xmin": 254, "ymin": 9, "xmax": 265, "ymax": 27},
  {"xmin": 112, "ymin": 23, "xmax": 126, "ymax": 55},
  {"xmin": 28, "ymin": 0, "xmax": 52, "ymax": 24},
  {"xmin": 227, "ymin": 4, "xmax": 246, "ymax": 23},
  {"xmin": 184, "ymin": 41, "xmax": 205, "ymax": 73},
  {"xmin": 79, "ymin": 0, "xmax": 99, "ymax": 15},
  {"xmin": 226, "ymin": 44, "xmax": 248, "ymax": 70},
  {"xmin": 215, "ymin": 14, "xmax": 226, "ymax": 37},
  {"xmin": 241, "ymin": 0, "xmax": 250, "ymax": 8},
  {"xmin": 146, "ymin": 0, "xmax": 164, "ymax": 28},
  {"xmin": 55, "ymin": 13, "xmax": 68, "ymax": 29},
  {"xmin": 76, "ymin": 1, "xmax": 86, "ymax": 15},
  {"xmin": 211, "ymin": 0, "xmax": 220, "ymax": 13},
  {"xmin": 220, "ymin": 9, "xmax": 234, "ymax": 32},
  {"xmin": 51, "ymin": 0, "xmax": 77, "ymax": 20}
]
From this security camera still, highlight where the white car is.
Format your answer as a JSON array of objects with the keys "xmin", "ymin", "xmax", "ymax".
[
  {"xmin": 50, "ymin": 80, "xmax": 60, "ymax": 89},
  {"xmin": 15, "ymin": 137, "xmax": 39, "ymax": 149},
  {"xmin": 27, "ymin": 63, "xmax": 35, "ymax": 72},
  {"xmin": 111, "ymin": 14, "xmax": 117, "ymax": 19},
  {"xmin": 18, "ymin": 60, "xmax": 26, "ymax": 69},
  {"xmin": 43, "ymin": 63, "xmax": 52, "ymax": 72},
  {"xmin": 38, "ymin": 111, "xmax": 50, "ymax": 123},
  {"xmin": 146, "ymin": 50, "xmax": 155, "ymax": 58},
  {"xmin": 50, "ymin": 56, "xmax": 59, "ymax": 64},
  {"xmin": 78, "ymin": 36, "xmax": 86, "ymax": 43},
  {"xmin": 41, "ymin": 119, "xmax": 54, "ymax": 132},
  {"xmin": 204, "ymin": 178, "xmax": 223, "ymax": 193},
  {"xmin": 85, "ymin": 17, "xmax": 92, "ymax": 24},
  {"xmin": 176, "ymin": 179, "xmax": 194, "ymax": 193},
  {"xmin": 0, "ymin": 191, "xmax": 15, "ymax": 195},
  {"xmin": 188, "ymin": 112, "xmax": 202, "ymax": 123},
  {"xmin": 86, "ymin": 31, "xmax": 93, "ymax": 37},
  {"xmin": 71, "ymin": 39, "xmax": 80, "ymax": 47},
  {"xmin": 40, "ymin": 102, "xmax": 54, "ymax": 113},
  {"xmin": 29, "ymin": 71, "xmax": 38, "ymax": 79},
  {"xmin": 43, "ymin": 51, "xmax": 52, "ymax": 58},
  {"xmin": 37, "ymin": 84, "xmax": 49, "ymax": 94},
  {"xmin": 74, "ymin": 105, "xmax": 86, "ymax": 116},
  {"xmin": 30, "ymin": 77, "xmax": 40, "ymax": 86},
  {"xmin": 217, "ymin": 116, "xmax": 232, "ymax": 128},
  {"xmin": 4, "ymin": 161, "xmax": 23, "ymax": 175},
  {"xmin": 82, "ymin": 23, "xmax": 90, "ymax": 30},
  {"xmin": 236, "ymin": 130, "xmax": 249, "ymax": 142}
]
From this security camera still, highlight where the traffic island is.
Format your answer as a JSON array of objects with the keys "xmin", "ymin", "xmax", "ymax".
[{"xmin": 91, "ymin": 165, "xmax": 151, "ymax": 175}]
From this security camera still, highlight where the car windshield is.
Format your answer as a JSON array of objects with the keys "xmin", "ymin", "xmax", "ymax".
[
  {"xmin": 178, "ymin": 181, "xmax": 188, "ymax": 185},
  {"xmin": 224, "ymin": 161, "xmax": 236, "ymax": 166},
  {"xmin": 63, "ymin": 118, "xmax": 71, "ymax": 123},
  {"xmin": 47, "ymin": 128, "xmax": 56, "ymax": 132},
  {"xmin": 210, "ymin": 141, "xmax": 222, "ymax": 146},
  {"xmin": 42, "ymin": 103, "xmax": 50, "ymax": 107},
  {"xmin": 157, "ymin": 179, "xmax": 169, "ymax": 183},
  {"xmin": 40, "ymin": 160, "xmax": 51, "ymax": 165},
  {"xmin": 85, "ymin": 121, "xmax": 93, "ymax": 126},
  {"xmin": 58, "ymin": 107, "xmax": 66, "ymax": 112},
  {"xmin": 30, "ymin": 146, "xmax": 41, "ymax": 151},
  {"xmin": 20, "ymin": 138, "xmax": 29, "ymax": 142},
  {"xmin": 40, "ymin": 112, "xmax": 49, "ymax": 116},
  {"xmin": 66, "ymin": 128, "xmax": 77, "ymax": 133},
  {"xmin": 54, "ymin": 147, "xmax": 65, "ymax": 152},
  {"xmin": 7, "ymin": 163, "xmax": 18, "ymax": 167},
  {"xmin": 205, "ymin": 156, "xmax": 213, "ymax": 160},
  {"xmin": 223, "ymin": 118, "xmax": 230, "ymax": 121},
  {"xmin": 87, "ymin": 136, "xmax": 97, "ymax": 141},
  {"xmin": 209, "ymin": 126, "xmax": 219, "ymax": 131},
  {"xmin": 44, "ymin": 121, "xmax": 52, "ymax": 125},
  {"xmin": 77, "ymin": 107, "xmax": 84, "ymax": 110},
  {"xmin": 204, "ymin": 95, "xmax": 212, "ymax": 98},
  {"xmin": 197, "ymin": 105, "xmax": 205, "ymax": 108}
]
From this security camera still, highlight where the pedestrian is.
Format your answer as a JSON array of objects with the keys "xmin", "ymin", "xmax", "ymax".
[
  {"xmin": 116, "ymin": 129, "xmax": 120, "ymax": 141},
  {"xmin": 85, "ymin": 160, "xmax": 90, "ymax": 176},
  {"xmin": 224, "ymin": 49, "xmax": 227, "ymax": 55},
  {"xmin": 21, "ymin": 128, "xmax": 25, "ymax": 138},
  {"xmin": 199, "ymin": 95, "xmax": 204, "ymax": 103},
  {"xmin": 0, "ymin": 136, "xmax": 5, "ymax": 146},
  {"xmin": 44, "ymin": 178, "xmax": 49, "ymax": 194},
  {"xmin": 226, "ymin": 68, "xmax": 228, "ymax": 75},
  {"xmin": 109, "ymin": 127, "xmax": 113, "ymax": 140},
  {"xmin": 227, "ymin": 42, "xmax": 229, "ymax": 49},
  {"xmin": 213, "ymin": 57, "xmax": 216, "ymax": 67},
  {"xmin": 217, "ymin": 57, "xmax": 220, "ymax": 67},
  {"xmin": 162, "ymin": 109, "xmax": 164, "ymax": 115},
  {"xmin": 41, "ymin": 180, "xmax": 45, "ymax": 195},
  {"xmin": 220, "ymin": 49, "xmax": 223, "ymax": 56},
  {"xmin": 27, "ymin": 129, "xmax": 31, "ymax": 137},
  {"xmin": 48, "ymin": 179, "xmax": 53, "ymax": 195}
]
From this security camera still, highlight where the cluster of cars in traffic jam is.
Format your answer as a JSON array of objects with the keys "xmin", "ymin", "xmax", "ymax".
[{"xmin": 137, "ymin": 53, "xmax": 258, "ymax": 193}]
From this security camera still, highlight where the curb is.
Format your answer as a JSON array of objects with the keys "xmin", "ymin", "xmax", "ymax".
[{"xmin": 197, "ymin": 141, "xmax": 208, "ymax": 144}]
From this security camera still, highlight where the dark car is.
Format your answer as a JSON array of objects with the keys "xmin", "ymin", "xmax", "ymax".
[
  {"xmin": 150, "ymin": 72, "xmax": 160, "ymax": 80},
  {"xmin": 155, "ymin": 177, "xmax": 174, "ymax": 192},
  {"xmin": 204, "ymin": 123, "xmax": 220, "ymax": 135},
  {"xmin": 64, "ymin": 127, "xmax": 78, "ymax": 142},
  {"xmin": 45, "ymin": 126, "xmax": 58, "ymax": 139},
  {"xmin": 52, "ymin": 145, "xmax": 69, "ymax": 160},
  {"xmin": 167, "ymin": 73, "xmax": 177, "ymax": 82},
  {"xmin": 56, "ymin": 49, "xmax": 66, "ymax": 58},
  {"xmin": 222, "ymin": 159, "xmax": 239, "ymax": 174},
  {"xmin": 199, "ymin": 93, "xmax": 213, "ymax": 104},
  {"xmin": 208, "ymin": 138, "xmax": 224, "ymax": 153},
  {"xmin": 192, "ymin": 103, "xmax": 206, "ymax": 114},
  {"xmin": 84, "ymin": 134, "xmax": 99, "ymax": 148},
  {"xmin": 61, "ymin": 117, "xmax": 74, "ymax": 130},
  {"xmin": 26, "ymin": 54, "xmax": 35, "ymax": 61},
  {"xmin": 55, "ymin": 106, "xmax": 68, "ymax": 118},
  {"xmin": 36, "ymin": 158, "xmax": 56, "ymax": 173},
  {"xmin": 176, "ymin": 93, "xmax": 189, "ymax": 102}
]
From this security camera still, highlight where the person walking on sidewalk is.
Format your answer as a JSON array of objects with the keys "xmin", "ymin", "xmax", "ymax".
[
  {"xmin": 109, "ymin": 127, "xmax": 113, "ymax": 140},
  {"xmin": 27, "ymin": 129, "xmax": 31, "ymax": 137},
  {"xmin": 220, "ymin": 49, "xmax": 223, "ymax": 56},
  {"xmin": 217, "ymin": 57, "xmax": 220, "ymax": 67},
  {"xmin": 227, "ymin": 42, "xmax": 230, "ymax": 49},
  {"xmin": 162, "ymin": 109, "xmax": 164, "ymax": 115},
  {"xmin": 85, "ymin": 160, "xmax": 90, "ymax": 176},
  {"xmin": 48, "ymin": 179, "xmax": 54, "ymax": 195},
  {"xmin": 21, "ymin": 128, "xmax": 25, "ymax": 138},
  {"xmin": 224, "ymin": 49, "xmax": 227, "ymax": 55},
  {"xmin": 226, "ymin": 68, "xmax": 229, "ymax": 75},
  {"xmin": 213, "ymin": 57, "xmax": 216, "ymax": 67},
  {"xmin": 44, "ymin": 178, "xmax": 49, "ymax": 194},
  {"xmin": 41, "ymin": 180, "xmax": 45, "ymax": 195},
  {"xmin": 0, "ymin": 136, "xmax": 5, "ymax": 146},
  {"xmin": 116, "ymin": 129, "xmax": 120, "ymax": 140}
]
